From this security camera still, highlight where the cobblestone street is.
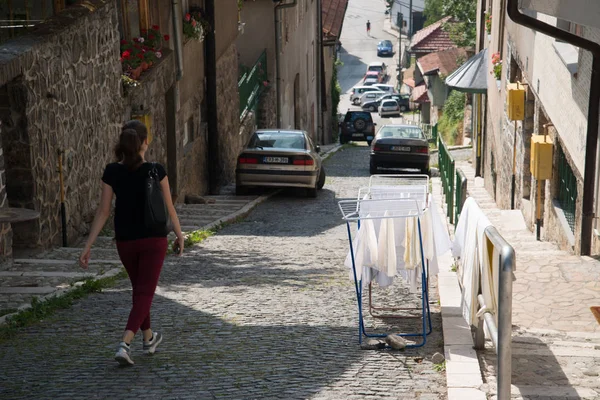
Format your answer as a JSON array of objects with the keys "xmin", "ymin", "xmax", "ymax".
[{"xmin": 0, "ymin": 145, "xmax": 446, "ymax": 400}]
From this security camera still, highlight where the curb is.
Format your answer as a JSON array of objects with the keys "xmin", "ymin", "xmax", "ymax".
[
  {"xmin": 199, "ymin": 191, "xmax": 278, "ymax": 232},
  {"xmin": 0, "ymin": 266, "xmax": 123, "ymax": 326},
  {"xmin": 321, "ymin": 144, "xmax": 343, "ymax": 161},
  {"xmin": 430, "ymin": 145, "xmax": 472, "ymax": 155},
  {"xmin": 430, "ymin": 178, "xmax": 487, "ymax": 400}
]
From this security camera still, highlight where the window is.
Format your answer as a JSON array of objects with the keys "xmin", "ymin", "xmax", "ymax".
[
  {"xmin": 554, "ymin": 18, "xmax": 581, "ymax": 76},
  {"xmin": 556, "ymin": 145, "xmax": 577, "ymax": 232},
  {"xmin": 117, "ymin": 0, "xmax": 149, "ymax": 40},
  {"xmin": 496, "ymin": 0, "xmax": 505, "ymax": 58}
]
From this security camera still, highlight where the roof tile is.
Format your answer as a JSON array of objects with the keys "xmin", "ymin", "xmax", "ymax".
[
  {"xmin": 417, "ymin": 47, "xmax": 468, "ymax": 76},
  {"xmin": 322, "ymin": 0, "xmax": 349, "ymax": 41},
  {"xmin": 410, "ymin": 16, "xmax": 456, "ymax": 53}
]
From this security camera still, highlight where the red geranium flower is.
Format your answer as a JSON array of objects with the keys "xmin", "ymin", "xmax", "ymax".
[
  {"xmin": 149, "ymin": 34, "xmax": 155, "ymax": 40},
  {"xmin": 152, "ymin": 25, "xmax": 160, "ymax": 30},
  {"xmin": 120, "ymin": 39, "xmax": 127, "ymax": 45},
  {"xmin": 137, "ymin": 54, "xmax": 144, "ymax": 59},
  {"xmin": 164, "ymin": 34, "xmax": 170, "ymax": 41},
  {"xmin": 185, "ymin": 13, "xmax": 191, "ymax": 22},
  {"xmin": 122, "ymin": 50, "xmax": 131, "ymax": 59},
  {"xmin": 191, "ymin": 19, "xmax": 197, "ymax": 27}
]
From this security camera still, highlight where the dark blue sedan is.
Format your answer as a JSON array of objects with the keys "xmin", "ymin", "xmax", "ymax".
[{"xmin": 377, "ymin": 40, "xmax": 394, "ymax": 56}]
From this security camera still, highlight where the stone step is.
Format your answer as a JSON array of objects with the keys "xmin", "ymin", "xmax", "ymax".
[
  {"xmin": 0, "ymin": 287, "xmax": 57, "ymax": 294},
  {"xmin": 175, "ymin": 208, "xmax": 241, "ymax": 217},
  {"xmin": 0, "ymin": 271, "xmax": 96, "ymax": 278},
  {"xmin": 13, "ymin": 258, "xmax": 121, "ymax": 266}
]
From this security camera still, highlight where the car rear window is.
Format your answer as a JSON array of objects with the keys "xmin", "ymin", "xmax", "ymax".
[
  {"xmin": 378, "ymin": 126, "xmax": 425, "ymax": 139},
  {"xmin": 382, "ymin": 100, "xmax": 398, "ymax": 106},
  {"xmin": 344, "ymin": 111, "xmax": 373, "ymax": 123},
  {"xmin": 249, "ymin": 132, "xmax": 306, "ymax": 149},
  {"xmin": 368, "ymin": 66, "xmax": 383, "ymax": 72}
]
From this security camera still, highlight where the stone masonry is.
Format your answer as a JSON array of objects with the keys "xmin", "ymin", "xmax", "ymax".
[{"xmin": 0, "ymin": 1, "xmax": 122, "ymax": 249}]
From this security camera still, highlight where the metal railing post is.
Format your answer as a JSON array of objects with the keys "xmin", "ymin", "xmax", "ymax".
[
  {"xmin": 455, "ymin": 169, "xmax": 467, "ymax": 225},
  {"xmin": 476, "ymin": 226, "xmax": 514, "ymax": 400}
]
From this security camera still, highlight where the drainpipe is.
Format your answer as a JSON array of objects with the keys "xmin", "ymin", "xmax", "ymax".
[
  {"xmin": 274, "ymin": 0, "xmax": 298, "ymax": 129},
  {"xmin": 171, "ymin": 0, "xmax": 184, "ymax": 80},
  {"xmin": 205, "ymin": 0, "xmax": 219, "ymax": 194},
  {"xmin": 316, "ymin": 0, "xmax": 324, "ymax": 143},
  {"xmin": 507, "ymin": 0, "xmax": 600, "ymax": 256}
]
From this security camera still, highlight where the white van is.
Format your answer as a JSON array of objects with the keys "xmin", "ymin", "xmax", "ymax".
[
  {"xmin": 372, "ymin": 84, "xmax": 397, "ymax": 94},
  {"xmin": 359, "ymin": 90, "xmax": 386, "ymax": 106},
  {"xmin": 350, "ymin": 86, "xmax": 383, "ymax": 104},
  {"xmin": 366, "ymin": 61, "xmax": 387, "ymax": 77}
]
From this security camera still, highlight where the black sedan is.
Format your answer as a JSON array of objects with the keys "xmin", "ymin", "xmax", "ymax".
[
  {"xmin": 369, "ymin": 125, "xmax": 430, "ymax": 175},
  {"xmin": 362, "ymin": 94, "xmax": 410, "ymax": 113}
]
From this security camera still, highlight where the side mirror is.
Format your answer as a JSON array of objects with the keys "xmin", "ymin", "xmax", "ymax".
[{"xmin": 316, "ymin": 145, "xmax": 321, "ymax": 153}]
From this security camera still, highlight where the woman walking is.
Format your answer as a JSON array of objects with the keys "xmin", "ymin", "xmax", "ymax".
[{"xmin": 80, "ymin": 120, "xmax": 185, "ymax": 366}]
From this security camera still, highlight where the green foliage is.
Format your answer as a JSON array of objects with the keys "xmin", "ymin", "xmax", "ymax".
[
  {"xmin": 433, "ymin": 361, "xmax": 446, "ymax": 372},
  {"xmin": 438, "ymin": 90, "xmax": 465, "ymax": 145},
  {"xmin": 424, "ymin": 0, "xmax": 477, "ymax": 47}
]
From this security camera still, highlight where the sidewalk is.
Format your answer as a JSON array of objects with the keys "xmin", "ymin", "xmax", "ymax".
[{"xmin": 446, "ymin": 160, "xmax": 600, "ymax": 399}]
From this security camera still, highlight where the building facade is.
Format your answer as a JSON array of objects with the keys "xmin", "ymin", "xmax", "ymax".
[
  {"xmin": 478, "ymin": 0, "xmax": 600, "ymax": 255},
  {"xmin": 0, "ymin": 0, "xmax": 242, "ymax": 260}
]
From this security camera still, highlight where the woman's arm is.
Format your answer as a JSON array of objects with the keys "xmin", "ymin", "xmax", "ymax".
[
  {"xmin": 79, "ymin": 183, "xmax": 113, "ymax": 268},
  {"xmin": 160, "ymin": 176, "xmax": 184, "ymax": 255}
]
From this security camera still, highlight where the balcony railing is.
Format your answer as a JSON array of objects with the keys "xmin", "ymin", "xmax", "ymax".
[{"xmin": 238, "ymin": 50, "xmax": 267, "ymax": 121}]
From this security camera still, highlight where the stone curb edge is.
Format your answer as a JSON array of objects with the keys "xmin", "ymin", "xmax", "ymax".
[
  {"xmin": 430, "ymin": 145, "xmax": 472, "ymax": 155},
  {"xmin": 430, "ymin": 177, "xmax": 487, "ymax": 400},
  {"xmin": 0, "ymin": 266, "xmax": 123, "ymax": 326},
  {"xmin": 321, "ymin": 144, "xmax": 343, "ymax": 162}
]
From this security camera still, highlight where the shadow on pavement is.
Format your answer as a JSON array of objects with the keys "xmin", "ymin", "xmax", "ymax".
[{"xmin": 478, "ymin": 333, "xmax": 581, "ymax": 399}]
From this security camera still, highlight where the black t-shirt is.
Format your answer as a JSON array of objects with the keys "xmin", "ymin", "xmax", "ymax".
[{"xmin": 102, "ymin": 162, "xmax": 168, "ymax": 241}]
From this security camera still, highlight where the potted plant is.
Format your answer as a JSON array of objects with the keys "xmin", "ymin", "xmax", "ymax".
[
  {"xmin": 119, "ymin": 26, "xmax": 169, "ymax": 81},
  {"xmin": 491, "ymin": 52, "xmax": 502, "ymax": 81},
  {"xmin": 183, "ymin": 9, "xmax": 211, "ymax": 41}
]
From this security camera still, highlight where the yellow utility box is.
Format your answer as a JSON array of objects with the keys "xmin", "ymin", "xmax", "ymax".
[
  {"xmin": 530, "ymin": 135, "xmax": 553, "ymax": 180},
  {"xmin": 132, "ymin": 112, "xmax": 153, "ymax": 144},
  {"xmin": 507, "ymin": 83, "xmax": 525, "ymax": 120}
]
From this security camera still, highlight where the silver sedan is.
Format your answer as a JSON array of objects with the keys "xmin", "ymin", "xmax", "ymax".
[{"xmin": 235, "ymin": 130, "xmax": 326, "ymax": 197}]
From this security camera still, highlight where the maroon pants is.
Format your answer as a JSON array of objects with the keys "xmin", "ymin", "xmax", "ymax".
[{"xmin": 117, "ymin": 237, "xmax": 168, "ymax": 333}]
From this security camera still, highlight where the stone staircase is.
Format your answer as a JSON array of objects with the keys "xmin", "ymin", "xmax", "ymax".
[
  {"xmin": 448, "ymin": 161, "xmax": 600, "ymax": 399},
  {"xmin": 0, "ymin": 194, "xmax": 260, "ymax": 322}
]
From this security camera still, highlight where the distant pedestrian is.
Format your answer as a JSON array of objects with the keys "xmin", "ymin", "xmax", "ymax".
[
  {"xmin": 80, "ymin": 120, "xmax": 185, "ymax": 366},
  {"xmin": 366, "ymin": 20, "xmax": 371, "ymax": 35}
]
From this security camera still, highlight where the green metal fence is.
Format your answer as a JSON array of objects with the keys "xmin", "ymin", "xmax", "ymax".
[
  {"xmin": 439, "ymin": 135, "xmax": 455, "ymax": 224},
  {"xmin": 455, "ymin": 168, "xmax": 467, "ymax": 225},
  {"xmin": 557, "ymin": 146, "xmax": 577, "ymax": 232},
  {"xmin": 421, "ymin": 123, "xmax": 438, "ymax": 145},
  {"xmin": 238, "ymin": 50, "xmax": 267, "ymax": 121}
]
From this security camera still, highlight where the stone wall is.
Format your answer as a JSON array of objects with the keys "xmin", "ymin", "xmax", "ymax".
[
  {"xmin": 216, "ymin": 42, "xmax": 242, "ymax": 186},
  {"xmin": 0, "ymin": 145, "xmax": 12, "ymax": 262},
  {"xmin": 0, "ymin": 1, "xmax": 123, "ymax": 248},
  {"xmin": 257, "ymin": 88, "xmax": 277, "ymax": 129}
]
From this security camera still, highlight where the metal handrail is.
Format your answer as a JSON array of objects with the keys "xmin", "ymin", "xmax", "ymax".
[
  {"xmin": 474, "ymin": 225, "xmax": 515, "ymax": 400},
  {"xmin": 438, "ymin": 136, "xmax": 455, "ymax": 223},
  {"xmin": 454, "ymin": 169, "xmax": 467, "ymax": 225}
]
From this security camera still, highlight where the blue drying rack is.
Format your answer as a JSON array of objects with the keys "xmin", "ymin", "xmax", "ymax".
[{"xmin": 338, "ymin": 175, "xmax": 433, "ymax": 349}]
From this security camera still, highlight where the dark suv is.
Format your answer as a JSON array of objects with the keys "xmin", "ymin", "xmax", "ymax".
[{"xmin": 339, "ymin": 110, "xmax": 376, "ymax": 145}]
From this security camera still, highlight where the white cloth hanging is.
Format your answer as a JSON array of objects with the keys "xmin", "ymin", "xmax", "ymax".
[
  {"xmin": 452, "ymin": 198, "xmax": 492, "ymax": 325},
  {"xmin": 344, "ymin": 215, "xmax": 378, "ymax": 283},
  {"xmin": 377, "ymin": 210, "xmax": 397, "ymax": 277},
  {"xmin": 404, "ymin": 217, "xmax": 419, "ymax": 270}
]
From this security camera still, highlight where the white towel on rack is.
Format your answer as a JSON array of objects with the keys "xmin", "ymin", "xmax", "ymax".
[
  {"xmin": 344, "ymin": 215, "xmax": 378, "ymax": 282},
  {"xmin": 404, "ymin": 217, "xmax": 419, "ymax": 270},
  {"xmin": 377, "ymin": 210, "xmax": 397, "ymax": 277}
]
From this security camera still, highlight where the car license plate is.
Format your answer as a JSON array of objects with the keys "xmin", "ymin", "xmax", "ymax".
[
  {"xmin": 391, "ymin": 146, "xmax": 410, "ymax": 152},
  {"xmin": 352, "ymin": 133, "xmax": 363, "ymax": 137},
  {"xmin": 264, "ymin": 157, "xmax": 288, "ymax": 164}
]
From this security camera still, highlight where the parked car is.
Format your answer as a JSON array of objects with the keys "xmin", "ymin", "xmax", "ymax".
[
  {"xmin": 339, "ymin": 109, "xmax": 377, "ymax": 145},
  {"xmin": 378, "ymin": 99, "xmax": 401, "ymax": 117},
  {"xmin": 363, "ymin": 70, "xmax": 384, "ymax": 83},
  {"xmin": 363, "ymin": 77, "xmax": 379, "ymax": 86},
  {"xmin": 350, "ymin": 86, "xmax": 383, "ymax": 104},
  {"xmin": 236, "ymin": 130, "xmax": 326, "ymax": 198},
  {"xmin": 362, "ymin": 94, "xmax": 410, "ymax": 113},
  {"xmin": 372, "ymin": 84, "xmax": 397, "ymax": 94},
  {"xmin": 377, "ymin": 40, "xmax": 394, "ymax": 56},
  {"xmin": 359, "ymin": 90, "xmax": 387, "ymax": 106},
  {"xmin": 366, "ymin": 61, "xmax": 387, "ymax": 78},
  {"xmin": 369, "ymin": 124, "xmax": 430, "ymax": 174}
]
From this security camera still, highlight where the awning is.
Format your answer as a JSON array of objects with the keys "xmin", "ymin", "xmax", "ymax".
[{"xmin": 445, "ymin": 48, "xmax": 488, "ymax": 94}]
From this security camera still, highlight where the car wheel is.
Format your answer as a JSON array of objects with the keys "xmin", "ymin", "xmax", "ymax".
[
  {"xmin": 399, "ymin": 105, "xmax": 408, "ymax": 112},
  {"xmin": 352, "ymin": 98, "xmax": 360, "ymax": 105},
  {"xmin": 317, "ymin": 167, "xmax": 326, "ymax": 190},
  {"xmin": 236, "ymin": 184, "xmax": 249, "ymax": 196},
  {"xmin": 369, "ymin": 105, "xmax": 376, "ymax": 112},
  {"xmin": 369, "ymin": 159, "xmax": 378, "ymax": 175}
]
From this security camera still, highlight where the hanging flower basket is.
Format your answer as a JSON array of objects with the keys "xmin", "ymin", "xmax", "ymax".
[
  {"xmin": 485, "ymin": 12, "xmax": 492, "ymax": 33},
  {"xmin": 183, "ymin": 9, "xmax": 211, "ymax": 42},
  {"xmin": 491, "ymin": 52, "xmax": 502, "ymax": 80}
]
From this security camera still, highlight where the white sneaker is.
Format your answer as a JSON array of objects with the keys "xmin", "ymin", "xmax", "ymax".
[
  {"xmin": 114, "ymin": 342, "xmax": 134, "ymax": 366},
  {"xmin": 143, "ymin": 331, "xmax": 163, "ymax": 355}
]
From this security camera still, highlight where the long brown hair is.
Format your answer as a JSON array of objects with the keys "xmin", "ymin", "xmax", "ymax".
[{"xmin": 114, "ymin": 120, "xmax": 148, "ymax": 170}]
